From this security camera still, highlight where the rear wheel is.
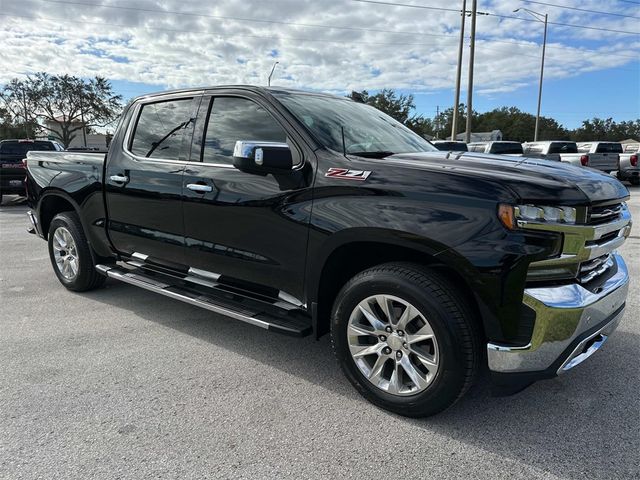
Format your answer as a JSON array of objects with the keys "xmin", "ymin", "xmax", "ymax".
[
  {"xmin": 47, "ymin": 212, "xmax": 106, "ymax": 291},
  {"xmin": 331, "ymin": 262, "xmax": 481, "ymax": 417}
]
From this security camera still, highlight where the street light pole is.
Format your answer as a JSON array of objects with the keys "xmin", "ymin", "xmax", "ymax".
[
  {"xmin": 451, "ymin": 0, "xmax": 466, "ymax": 141},
  {"xmin": 268, "ymin": 61, "xmax": 279, "ymax": 87},
  {"xmin": 514, "ymin": 8, "xmax": 548, "ymax": 142},
  {"xmin": 464, "ymin": 0, "xmax": 477, "ymax": 144}
]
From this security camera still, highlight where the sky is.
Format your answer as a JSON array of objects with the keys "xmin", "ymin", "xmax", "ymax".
[{"xmin": 1, "ymin": 0, "xmax": 639, "ymax": 130}]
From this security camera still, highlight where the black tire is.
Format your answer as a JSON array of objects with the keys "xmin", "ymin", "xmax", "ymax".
[
  {"xmin": 47, "ymin": 211, "xmax": 106, "ymax": 291},
  {"xmin": 630, "ymin": 177, "xmax": 639, "ymax": 186},
  {"xmin": 331, "ymin": 262, "xmax": 481, "ymax": 417}
]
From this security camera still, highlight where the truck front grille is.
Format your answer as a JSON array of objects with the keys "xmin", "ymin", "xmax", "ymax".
[
  {"xmin": 589, "ymin": 203, "xmax": 623, "ymax": 225},
  {"xmin": 578, "ymin": 254, "xmax": 614, "ymax": 284}
]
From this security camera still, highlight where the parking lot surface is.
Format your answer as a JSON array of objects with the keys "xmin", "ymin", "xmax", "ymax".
[{"xmin": 1, "ymin": 187, "xmax": 639, "ymax": 480}]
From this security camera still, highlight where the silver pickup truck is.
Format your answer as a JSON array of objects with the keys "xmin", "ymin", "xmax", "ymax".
[
  {"xmin": 617, "ymin": 143, "xmax": 639, "ymax": 185},
  {"xmin": 467, "ymin": 141, "xmax": 523, "ymax": 156},
  {"xmin": 522, "ymin": 141, "xmax": 588, "ymax": 167},
  {"xmin": 577, "ymin": 142, "xmax": 622, "ymax": 173}
]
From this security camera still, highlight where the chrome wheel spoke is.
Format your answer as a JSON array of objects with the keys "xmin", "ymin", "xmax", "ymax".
[
  {"xmin": 347, "ymin": 323, "xmax": 377, "ymax": 337},
  {"xmin": 406, "ymin": 323, "xmax": 435, "ymax": 345},
  {"xmin": 350, "ymin": 342, "xmax": 384, "ymax": 359},
  {"xmin": 413, "ymin": 349, "xmax": 438, "ymax": 371},
  {"xmin": 396, "ymin": 304, "xmax": 418, "ymax": 331},
  {"xmin": 358, "ymin": 304, "xmax": 387, "ymax": 333},
  {"xmin": 367, "ymin": 355, "xmax": 387, "ymax": 383},
  {"xmin": 388, "ymin": 364, "xmax": 402, "ymax": 395},
  {"xmin": 399, "ymin": 356, "xmax": 428, "ymax": 391}
]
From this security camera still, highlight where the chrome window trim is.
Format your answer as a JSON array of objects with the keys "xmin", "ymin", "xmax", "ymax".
[{"xmin": 122, "ymin": 91, "xmax": 203, "ymax": 166}]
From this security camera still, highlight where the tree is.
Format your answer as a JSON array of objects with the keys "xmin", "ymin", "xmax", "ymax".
[
  {"xmin": 352, "ymin": 89, "xmax": 435, "ymax": 137},
  {"xmin": 0, "ymin": 106, "xmax": 39, "ymax": 139},
  {"xmin": 472, "ymin": 107, "xmax": 569, "ymax": 142},
  {"xmin": 0, "ymin": 73, "xmax": 123, "ymax": 148},
  {"xmin": 571, "ymin": 118, "xmax": 640, "ymax": 142}
]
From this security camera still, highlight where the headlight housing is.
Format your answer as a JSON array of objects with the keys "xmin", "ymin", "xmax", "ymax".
[{"xmin": 499, "ymin": 204, "xmax": 578, "ymax": 229}]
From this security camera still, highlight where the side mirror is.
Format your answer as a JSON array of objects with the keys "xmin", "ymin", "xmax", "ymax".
[{"xmin": 233, "ymin": 141, "xmax": 293, "ymax": 175}]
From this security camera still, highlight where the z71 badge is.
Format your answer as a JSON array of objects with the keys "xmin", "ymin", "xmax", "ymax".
[{"xmin": 325, "ymin": 168, "xmax": 372, "ymax": 181}]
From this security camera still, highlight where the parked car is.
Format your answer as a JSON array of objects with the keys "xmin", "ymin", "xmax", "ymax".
[
  {"xmin": 25, "ymin": 86, "xmax": 631, "ymax": 417},
  {"xmin": 467, "ymin": 141, "xmax": 523, "ymax": 155},
  {"xmin": 431, "ymin": 140, "xmax": 468, "ymax": 152},
  {"xmin": 0, "ymin": 139, "xmax": 63, "ymax": 203},
  {"xmin": 576, "ymin": 142, "xmax": 622, "ymax": 173},
  {"xmin": 522, "ymin": 141, "xmax": 588, "ymax": 167},
  {"xmin": 617, "ymin": 143, "xmax": 639, "ymax": 185}
]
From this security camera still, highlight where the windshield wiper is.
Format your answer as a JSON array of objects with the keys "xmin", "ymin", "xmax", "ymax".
[{"xmin": 348, "ymin": 150, "xmax": 395, "ymax": 159}]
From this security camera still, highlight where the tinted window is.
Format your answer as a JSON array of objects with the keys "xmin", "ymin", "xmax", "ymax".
[
  {"xmin": 490, "ymin": 143, "xmax": 523, "ymax": 154},
  {"xmin": 202, "ymin": 97, "xmax": 287, "ymax": 164},
  {"xmin": 434, "ymin": 142, "xmax": 467, "ymax": 152},
  {"xmin": 548, "ymin": 142, "xmax": 577, "ymax": 154},
  {"xmin": 274, "ymin": 92, "xmax": 436, "ymax": 157},
  {"xmin": 0, "ymin": 141, "xmax": 56, "ymax": 155},
  {"xmin": 130, "ymin": 98, "xmax": 193, "ymax": 159},
  {"xmin": 595, "ymin": 143, "xmax": 623, "ymax": 154}
]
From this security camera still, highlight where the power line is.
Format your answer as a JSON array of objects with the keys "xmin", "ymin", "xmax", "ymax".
[
  {"xmin": 520, "ymin": 0, "xmax": 640, "ymax": 19},
  {"xmin": 19, "ymin": 1, "xmax": 640, "ymax": 60},
  {"xmin": 352, "ymin": 0, "xmax": 640, "ymax": 35}
]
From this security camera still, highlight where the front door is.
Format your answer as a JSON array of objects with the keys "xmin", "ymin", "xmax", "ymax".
[
  {"xmin": 182, "ymin": 93, "xmax": 314, "ymax": 302},
  {"xmin": 105, "ymin": 94, "xmax": 199, "ymax": 264}
]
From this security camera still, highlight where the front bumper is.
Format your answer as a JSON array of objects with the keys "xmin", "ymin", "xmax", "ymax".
[{"xmin": 488, "ymin": 253, "xmax": 628, "ymax": 393}]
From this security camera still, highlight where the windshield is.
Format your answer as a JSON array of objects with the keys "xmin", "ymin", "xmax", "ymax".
[
  {"xmin": 273, "ymin": 92, "xmax": 436, "ymax": 156},
  {"xmin": 548, "ymin": 142, "xmax": 577, "ymax": 154}
]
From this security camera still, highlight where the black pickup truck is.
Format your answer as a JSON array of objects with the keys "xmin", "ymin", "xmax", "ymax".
[{"xmin": 25, "ymin": 86, "xmax": 632, "ymax": 417}]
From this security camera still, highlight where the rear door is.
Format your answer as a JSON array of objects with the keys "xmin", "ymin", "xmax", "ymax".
[
  {"xmin": 181, "ymin": 91, "xmax": 314, "ymax": 302},
  {"xmin": 105, "ymin": 93, "xmax": 200, "ymax": 265}
]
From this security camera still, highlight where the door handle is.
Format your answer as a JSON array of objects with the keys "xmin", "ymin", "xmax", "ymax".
[
  {"xmin": 186, "ymin": 183, "xmax": 213, "ymax": 193},
  {"xmin": 109, "ymin": 174, "xmax": 129, "ymax": 184}
]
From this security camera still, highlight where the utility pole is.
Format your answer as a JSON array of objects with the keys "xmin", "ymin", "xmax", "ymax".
[
  {"xmin": 451, "ymin": 0, "xmax": 466, "ymax": 141},
  {"xmin": 21, "ymin": 87, "xmax": 29, "ymax": 138},
  {"xmin": 268, "ymin": 61, "xmax": 279, "ymax": 87},
  {"xmin": 514, "ymin": 8, "xmax": 548, "ymax": 141},
  {"xmin": 464, "ymin": 0, "xmax": 477, "ymax": 144},
  {"xmin": 79, "ymin": 97, "xmax": 87, "ymax": 147},
  {"xmin": 435, "ymin": 105, "xmax": 440, "ymax": 139}
]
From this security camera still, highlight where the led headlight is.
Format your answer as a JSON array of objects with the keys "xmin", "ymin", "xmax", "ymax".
[
  {"xmin": 515, "ymin": 205, "xmax": 577, "ymax": 224},
  {"xmin": 498, "ymin": 204, "xmax": 578, "ymax": 229}
]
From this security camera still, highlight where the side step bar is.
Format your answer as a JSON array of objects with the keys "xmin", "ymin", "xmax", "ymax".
[{"xmin": 96, "ymin": 264, "xmax": 312, "ymax": 337}]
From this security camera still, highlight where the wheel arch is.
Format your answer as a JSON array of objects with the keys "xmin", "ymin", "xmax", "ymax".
[
  {"xmin": 38, "ymin": 190, "xmax": 84, "ymax": 239},
  {"xmin": 307, "ymin": 230, "xmax": 486, "ymax": 340}
]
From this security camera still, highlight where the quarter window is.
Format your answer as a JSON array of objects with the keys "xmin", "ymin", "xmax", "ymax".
[
  {"xmin": 202, "ymin": 97, "xmax": 287, "ymax": 164},
  {"xmin": 130, "ymin": 98, "xmax": 193, "ymax": 159}
]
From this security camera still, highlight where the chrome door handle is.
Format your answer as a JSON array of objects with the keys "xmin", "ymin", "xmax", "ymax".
[
  {"xmin": 186, "ymin": 183, "xmax": 213, "ymax": 193},
  {"xmin": 109, "ymin": 174, "xmax": 129, "ymax": 183}
]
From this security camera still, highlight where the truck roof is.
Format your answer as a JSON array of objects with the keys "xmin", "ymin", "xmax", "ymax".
[{"xmin": 131, "ymin": 85, "xmax": 349, "ymax": 102}]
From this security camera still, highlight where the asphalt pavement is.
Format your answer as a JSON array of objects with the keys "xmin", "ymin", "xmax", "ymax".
[{"xmin": 1, "ymin": 186, "xmax": 639, "ymax": 479}]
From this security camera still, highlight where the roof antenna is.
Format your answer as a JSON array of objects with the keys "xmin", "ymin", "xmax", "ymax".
[{"xmin": 341, "ymin": 126, "xmax": 347, "ymax": 157}]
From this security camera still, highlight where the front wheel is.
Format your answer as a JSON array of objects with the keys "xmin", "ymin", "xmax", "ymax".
[
  {"xmin": 331, "ymin": 263, "xmax": 481, "ymax": 417},
  {"xmin": 47, "ymin": 211, "xmax": 106, "ymax": 291}
]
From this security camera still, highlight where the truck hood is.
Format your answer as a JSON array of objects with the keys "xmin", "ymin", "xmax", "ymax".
[{"xmin": 384, "ymin": 151, "xmax": 629, "ymax": 204}]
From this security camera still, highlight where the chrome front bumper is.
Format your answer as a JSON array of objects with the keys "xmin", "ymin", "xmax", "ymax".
[{"xmin": 488, "ymin": 253, "xmax": 628, "ymax": 375}]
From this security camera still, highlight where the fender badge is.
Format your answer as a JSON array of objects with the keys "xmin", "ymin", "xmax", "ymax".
[{"xmin": 325, "ymin": 168, "xmax": 372, "ymax": 181}]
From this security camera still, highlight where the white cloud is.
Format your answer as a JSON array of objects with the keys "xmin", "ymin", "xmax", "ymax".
[{"xmin": 0, "ymin": 0, "xmax": 638, "ymax": 101}]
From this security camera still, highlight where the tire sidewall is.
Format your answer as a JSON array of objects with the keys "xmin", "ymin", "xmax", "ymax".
[{"xmin": 332, "ymin": 270, "xmax": 470, "ymax": 416}]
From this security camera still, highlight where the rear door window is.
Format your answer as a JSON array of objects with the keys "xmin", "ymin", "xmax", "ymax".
[{"xmin": 130, "ymin": 98, "xmax": 194, "ymax": 159}]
